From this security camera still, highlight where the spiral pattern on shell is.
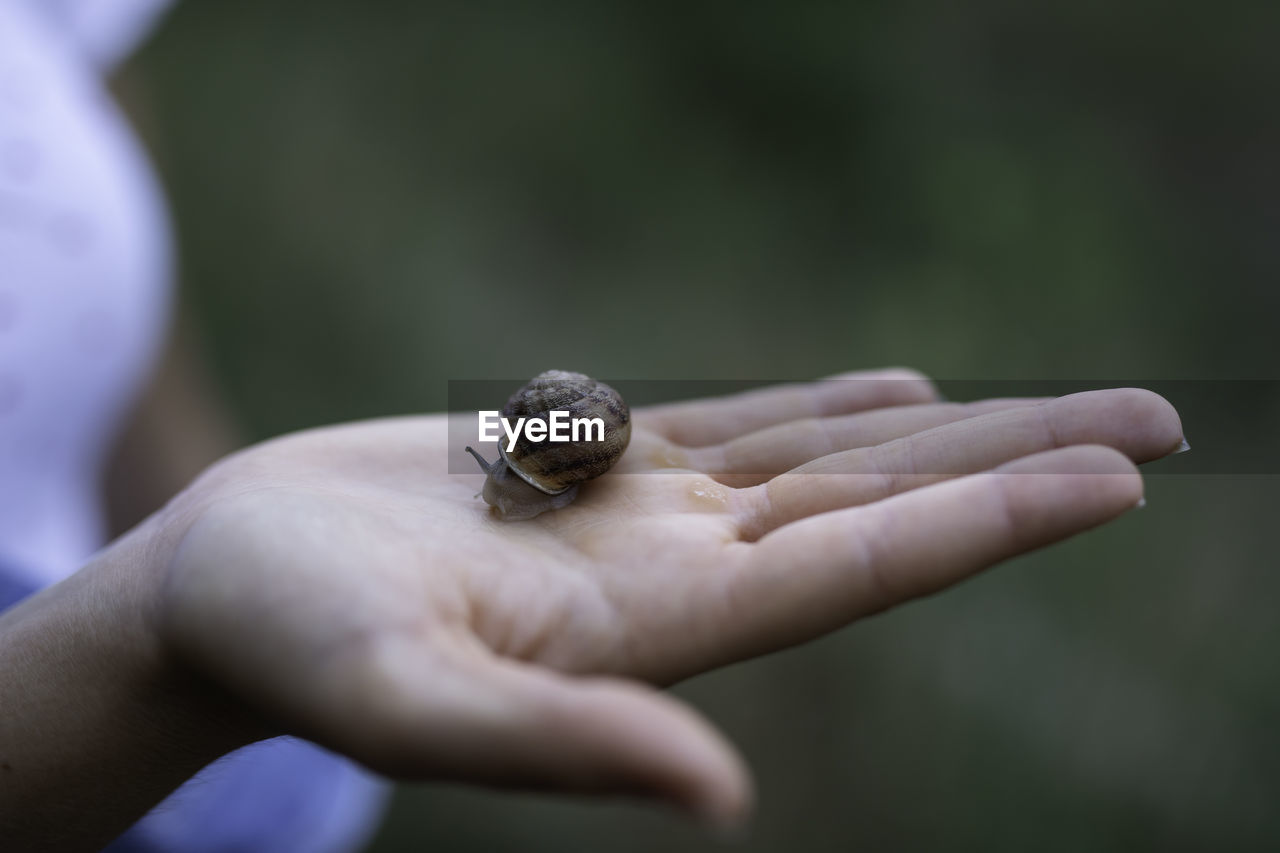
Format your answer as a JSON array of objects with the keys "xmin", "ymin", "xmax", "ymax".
[{"xmin": 499, "ymin": 370, "xmax": 631, "ymax": 494}]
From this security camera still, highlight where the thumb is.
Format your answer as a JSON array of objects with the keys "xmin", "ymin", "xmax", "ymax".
[{"xmin": 332, "ymin": 635, "xmax": 753, "ymax": 827}]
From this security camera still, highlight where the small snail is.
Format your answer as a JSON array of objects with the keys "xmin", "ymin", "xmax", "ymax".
[{"xmin": 465, "ymin": 370, "xmax": 631, "ymax": 520}]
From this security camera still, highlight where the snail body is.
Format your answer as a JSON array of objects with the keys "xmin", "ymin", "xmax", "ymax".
[{"xmin": 465, "ymin": 370, "xmax": 630, "ymax": 520}]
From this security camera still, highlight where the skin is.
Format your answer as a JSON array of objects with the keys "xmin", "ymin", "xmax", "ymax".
[{"xmin": 0, "ymin": 369, "xmax": 1185, "ymax": 850}]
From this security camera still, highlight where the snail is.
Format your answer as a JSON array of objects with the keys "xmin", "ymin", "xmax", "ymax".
[{"xmin": 465, "ymin": 370, "xmax": 631, "ymax": 520}]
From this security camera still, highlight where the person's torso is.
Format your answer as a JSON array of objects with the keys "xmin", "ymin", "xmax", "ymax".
[
  {"xmin": 0, "ymin": 0, "xmax": 173, "ymax": 584},
  {"xmin": 0, "ymin": 5, "xmax": 390, "ymax": 849}
]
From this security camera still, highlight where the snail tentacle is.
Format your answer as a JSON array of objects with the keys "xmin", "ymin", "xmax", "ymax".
[{"xmin": 464, "ymin": 445, "xmax": 493, "ymax": 473}]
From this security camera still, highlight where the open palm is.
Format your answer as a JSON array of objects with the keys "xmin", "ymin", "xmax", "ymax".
[{"xmin": 158, "ymin": 370, "xmax": 1182, "ymax": 824}]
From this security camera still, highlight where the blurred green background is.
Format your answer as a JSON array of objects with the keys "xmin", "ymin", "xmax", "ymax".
[{"xmin": 120, "ymin": 1, "xmax": 1278, "ymax": 850}]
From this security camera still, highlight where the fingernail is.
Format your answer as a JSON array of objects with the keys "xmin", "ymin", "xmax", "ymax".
[
  {"xmin": 696, "ymin": 800, "xmax": 752, "ymax": 843},
  {"xmin": 1134, "ymin": 496, "xmax": 1147, "ymax": 509},
  {"xmin": 1174, "ymin": 438, "xmax": 1191, "ymax": 454},
  {"xmin": 706, "ymin": 818, "xmax": 751, "ymax": 844}
]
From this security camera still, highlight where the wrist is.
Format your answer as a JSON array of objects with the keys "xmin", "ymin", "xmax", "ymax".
[{"xmin": 0, "ymin": 509, "xmax": 264, "ymax": 847}]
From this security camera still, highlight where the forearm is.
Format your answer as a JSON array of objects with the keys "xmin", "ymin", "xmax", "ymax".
[{"xmin": 0, "ymin": 516, "xmax": 252, "ymax": 851}]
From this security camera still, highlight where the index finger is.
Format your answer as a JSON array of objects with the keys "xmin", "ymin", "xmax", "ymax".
[{"xmin": 702, "ymin": 445, "xmax": 1142, "ymax": 665}]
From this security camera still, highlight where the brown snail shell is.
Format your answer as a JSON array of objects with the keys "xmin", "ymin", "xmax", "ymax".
[
  {"xmin": 500, "ymin": 370, "xmax": 631, "ymax": 494},
  {"xmin": 465, "ymin": 370, "xmax": 631, "ymax": 520}
]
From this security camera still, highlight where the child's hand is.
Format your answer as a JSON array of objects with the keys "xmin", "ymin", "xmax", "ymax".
[{"xmin": 155, "ymin": 369, "xmax": 1182, "ymax": 827}]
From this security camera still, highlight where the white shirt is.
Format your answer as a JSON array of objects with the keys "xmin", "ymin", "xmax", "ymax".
[
  {"xmin": 0, "ymin": 2, "xmax": 389, "ymax": 849},
  {"xmin": 0, "ymin": 0, "xmax": 172, "ymax": 584}
]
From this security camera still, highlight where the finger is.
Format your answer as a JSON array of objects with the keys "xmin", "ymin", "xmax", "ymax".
[
  {"xmin": 328, "ymin": 634, "xmax": 752, "ymax": 827},
  {"xmin": 711, "ymin": 445, "xmax": 1142, "ymax": 662},
  {"xmin": 739, "ymin": 388, "xmax": 1182, "ymax": 537},
  {"xmin": 637, "ymin": 368, "xmax": 939, "ymax": 447},
  {"xmin": 699, "ymin": 397, "xmax": 1050, "ymax": 486}
]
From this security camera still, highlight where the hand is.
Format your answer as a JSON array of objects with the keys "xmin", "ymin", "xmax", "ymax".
[{"xmin": 155, "ymin": 369, "xmax": 1183, "ymax": 826}]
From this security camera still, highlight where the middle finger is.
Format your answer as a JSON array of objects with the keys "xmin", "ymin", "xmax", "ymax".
[{"xmin": 692, "ymin": 397, "xmax": 1049, "ymax": 487}]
